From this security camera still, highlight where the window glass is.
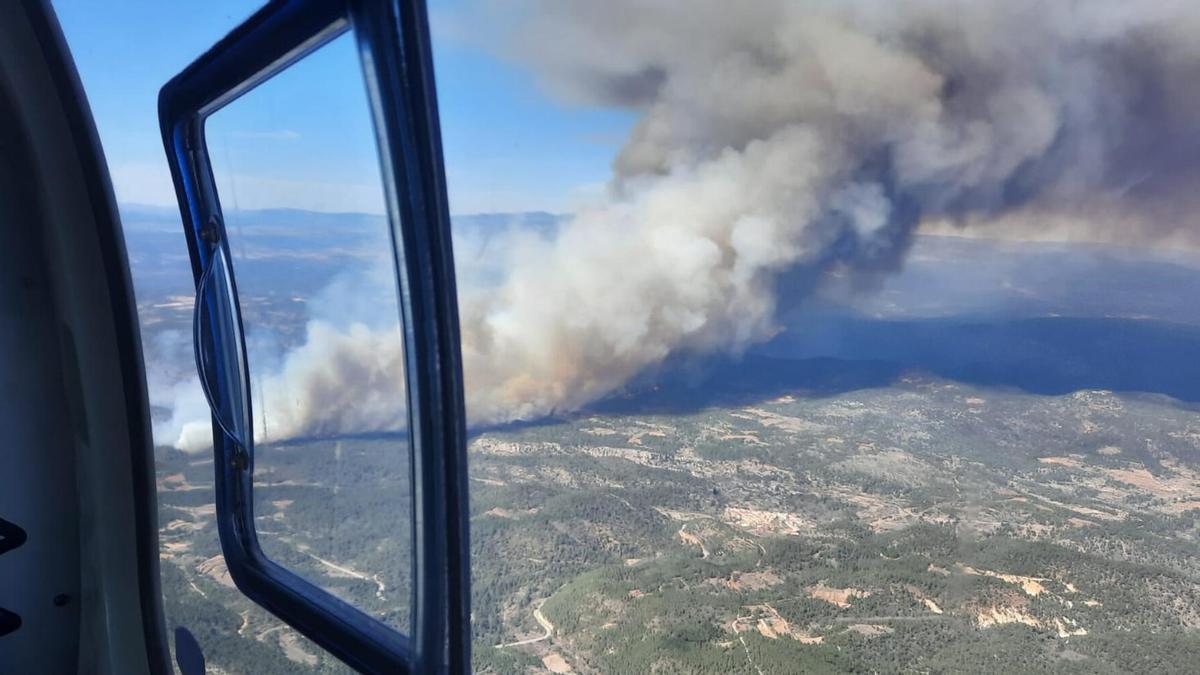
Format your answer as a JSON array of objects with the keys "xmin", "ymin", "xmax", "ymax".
[
  {"xmin": 431, "ymin": 2, "xmax": 1200, "ymax": 674},
  {"xmin": 204, "ymin": 33, "xmax": 413, "ymax": 635}
]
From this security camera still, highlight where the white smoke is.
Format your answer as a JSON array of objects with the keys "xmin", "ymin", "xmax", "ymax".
[
  {"xmin": 155, "ymin": 262, "xmax": 408, "ymax": 452},
  {"xmin": 161, "ymin": 0, "xmax": 1200, "ymax": 451}
]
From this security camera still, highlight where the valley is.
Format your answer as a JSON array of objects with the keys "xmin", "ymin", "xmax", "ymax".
[{"xmin": 155, "ymin": 374, "xmax": 1200, "ymax": 673}]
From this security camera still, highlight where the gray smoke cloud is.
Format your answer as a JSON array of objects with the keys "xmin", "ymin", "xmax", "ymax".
[
  {"xmin": 162, "ymin": 0, "xmax": 1200, "ymax": 451},
  {"xmin": 156, "ymin": 259, "xmax": 410, "ymax": 452}
]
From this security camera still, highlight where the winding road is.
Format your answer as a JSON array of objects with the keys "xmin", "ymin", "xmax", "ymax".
[{"xmin": 495, "ymin": 601, "xmax": 555, "ymax": 648}]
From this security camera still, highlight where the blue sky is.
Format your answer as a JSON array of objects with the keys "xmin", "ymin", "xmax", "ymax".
[{"xmin": 52, "ymin": 0, "xmax": 633, "ymax": 214}]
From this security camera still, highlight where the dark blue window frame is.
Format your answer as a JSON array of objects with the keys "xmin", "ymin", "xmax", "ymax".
[{"xmin": 158, "ymin": 1, "xmax": 470, "ymax": 672}]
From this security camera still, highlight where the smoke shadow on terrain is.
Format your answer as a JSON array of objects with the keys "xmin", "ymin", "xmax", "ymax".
[
  {"xmin": 591, "ymin": 316, "xmax": 1200, "ymax": 416},
  {"xmin": 589, "ymin": 355, "xmax": 905, "ymax": 416},
  {"xmin": 255, "ymin": 315, "xmax": 1200, "ymax": 440}
]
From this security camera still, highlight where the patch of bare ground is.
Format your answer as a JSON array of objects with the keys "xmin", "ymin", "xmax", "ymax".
[
  {"xmin": 542, "ymin": 653, "xmax": 572, "ymax": 673},
  {"xmin": 847, "ymin": 624, "xmax": 894, "ymax": 637},
  {"xmin": 740, "ymin": 407, "xmax": 828, "ymax": 434},
  {"xmin": 655, "ymin": 508, "xmax": 709, "ymax": 522},
  {"xmin": 819, "ymin": 401, "xmax": 869, "ymax": 419},
  {"xmin": 961, "ymin": 573, "xmax": 1092, "ymax": 637},
  {"xmin": 1038, "ymin": 456, "xmax": 1086, "ymax": 469},
  {"xmin": 1108, "ymin": 465, "xmax": 1177, "ymax": 490},
  {"xmin": 1019, "ymin": 522, "xmax": 1054, "ymax": 539},
  {"xmin": 168, "ymin": 502, "xmax": 216, "ymax": 518},
  {"xmin": 1036, "ymin": 455, "xmax": 1200, "ymax": 517},
  {"xmin": 581, "ymin": 426, "xmax": 620, "ymax": 436},
  {"xmin": 483, "ymin": 507, "xmax": 536, "ymax": 519},
  {"xmin": 806, "ymin": 583, "xmax": 871, "ymax": 609},
  {"xmin": 722, "ymin": 506, "xmax": 814, "ymax": 536},
  {"xmin": 1054, "ymin": 617, "xmax": 1088, "ymax": 637},
  {"xmin": 1101, "ymin": 462, "xmax": 1200, "ymax": 515},
  {"xmin": 255, "ymin": 624, "xmax": 284, "ymax": 642},
  {"xmin": 578, "ymin": 445, "xmax": 655, "ymax": 465},
  {"xmin": 956, "ymin": 564, "xmax": 1048, "ymax": 596},
  {"xmin": 1070, "ymin": 390, "xmax": 1124, "ymax": 414},
  {"xmin": 904, "ymin": 585, "xmax": 944, "ymax": 614},
  {"xmin": 730, "ymin": 604, "xmax": 823, "ymax": 643},
  {"xmin": 718, "ymin": 537, "xmax": 762, "ymax": 559},
  {"xmin": 305, "ymin": 553, "xmax": 387, "ymax": 600},
  {"xmin": 718, "ymin": 433, "xmax": 766, "ymax": 445},
  {"xmin": 632, "ymin": 420, "xmax": 675, "ymax": 432},
  {"xmin": 667, "ymin": 446, "xmax": 798, "ymax": 484},
  {"xmin": 970, "ymin": 590, "xmax": 1056, "ymax": 631},
  {"xmin": 1097, "ymin": 445, "xmax": 1121, "ymax": 455},
  {"xmin": 975, "ymin": 604, "xmax": 1042, "ymax": 629},
  {"xmin": 1018, "ymin": 490, "xmax": 1125, "ymax": 522},
  {"xmin": 625, "ymin": 427, "xmax": 670, "ymax": 446},
  {"xmin": 827, "ymin": 488, "xmax": 929, "ymax": 532},
  {"xmin": 158, "ymin": 473, "xmax": 214, "ymax": 492},
  {"xmin": 718, "ymin": 570, "xmax": 784, "ymax": 592},
  {"xmin": 831, "ymin": 449, "xmax": 940, "ymax": 488},
  {"xmin": 502, "ymin": 465, "xmax": 598, "ymax": 489},
  {"xmin": 279, "ymin": 630, "xmax": 319, "ymax": 666},
  {"xmin": 161, "ymin": 540, "xmax": 191, "ymax": 556},
  {"xmin": 1162, "ymin": 500, "xmax": 1200, "ymax": 513},
  {"xmin": 164, "ymin": 518, "xmax": 206, "ymax": 533},
  {"xmin": 196, "ymin": 555, "xmax": 235, "ymax": 589},
  {"xmin": 470, "ymin": 438, "xmax": 562, "ymax": 456},
  {"xmin": 677, "ymin": 523, "xmax": 709, "ymax": 559}
]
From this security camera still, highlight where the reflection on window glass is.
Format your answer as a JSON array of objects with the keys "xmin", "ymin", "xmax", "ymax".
[
  {"xmin": 434, "ymin": 2, "xmax": 1200, "ymax": 673},
  {"xmin": 203, "ymin": 33, "xmax": 413, "ymax": 637}
]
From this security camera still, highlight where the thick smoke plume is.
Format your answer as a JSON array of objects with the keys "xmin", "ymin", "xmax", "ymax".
[{"xmin": 161, "ymin": 0, "xmax": 1200, "ymax": 450}]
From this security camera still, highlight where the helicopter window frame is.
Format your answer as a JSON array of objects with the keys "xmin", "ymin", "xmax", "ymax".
[{"xmin": 157, "ymin": 1, "xmax": 471, "ymax": 671}]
